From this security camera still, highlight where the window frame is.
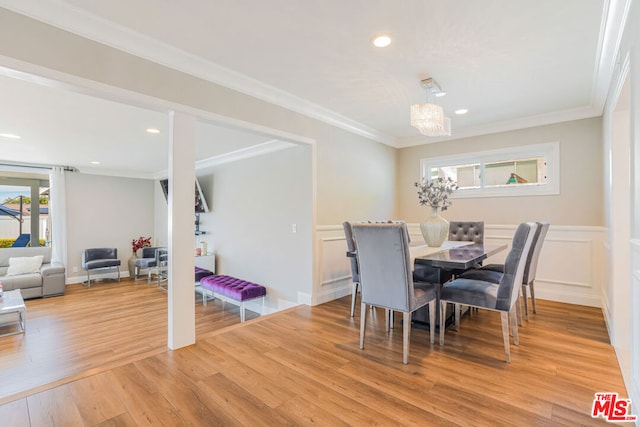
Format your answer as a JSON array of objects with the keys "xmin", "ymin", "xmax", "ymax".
[{"xmin": 420, "ymin": 141, "xmax": 560, "ymax": 198}]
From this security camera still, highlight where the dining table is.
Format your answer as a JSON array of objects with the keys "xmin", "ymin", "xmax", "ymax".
[
  {"xmin": 346, "ymin": 240, "xmax": 508, "ymax": 328},
  {"xmin": 410, "ymin": 241, "xmax": 508, "ymax": 329}
]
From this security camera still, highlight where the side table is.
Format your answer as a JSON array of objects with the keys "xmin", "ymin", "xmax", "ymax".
[{"xmin": 0, "ymin": 289, "xmax": 26, "ymax": 337}]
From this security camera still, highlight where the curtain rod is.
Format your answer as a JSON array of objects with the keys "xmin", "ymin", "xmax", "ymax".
[{"xmin": 0, "ymin": 161, "xmax": 77, "ymax": 172}]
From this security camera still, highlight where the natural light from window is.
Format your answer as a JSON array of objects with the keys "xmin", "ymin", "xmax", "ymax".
[{"xmin": 421, "ymin": 142, "xmax": 559, "ymax": 198}]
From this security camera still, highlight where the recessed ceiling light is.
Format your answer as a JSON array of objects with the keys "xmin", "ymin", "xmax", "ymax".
[
  {"xmin": 0, "ymin": 133, "xmax": 21, "ymax": 139},
  {"xmin": 371, "ymin": 33, "xmax": 392, "ymax": 48},
  {"xmin": 90, "ymin": 161, "xmax": 101, "ymax": 165},
  {"xmin": 146, "ymin": 128, "xmax": 160, "ymax": 134},
  {"xmin": 455, "ymin": 109, "xmax": 469, "ymax": 115}
]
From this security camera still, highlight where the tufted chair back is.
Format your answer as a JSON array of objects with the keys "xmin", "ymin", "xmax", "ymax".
[{"xmin": 448, "ymin": 221, "xmax": 484, "ymax": 244}]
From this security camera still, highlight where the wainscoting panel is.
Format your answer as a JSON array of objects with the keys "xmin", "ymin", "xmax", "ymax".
[
  {"xmin": 313, "ymin": 226, "xmax": 352, "ymax": 305},
  {"xmin": 314, "ymin": 224, "xmax": 606, "ymax": 308}
]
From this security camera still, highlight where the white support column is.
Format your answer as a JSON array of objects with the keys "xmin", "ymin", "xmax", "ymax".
[{"xmin": 167, "ymin": 111, "xmax": 196, "ymax": 349}]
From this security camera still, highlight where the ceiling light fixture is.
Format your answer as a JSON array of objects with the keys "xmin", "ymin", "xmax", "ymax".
[
  {"xmin": 146, "ymin": 128, "xmax": 160, "ymax": 134},
  {"xmin": 455, "ymin": 108, "xmax": 468, "ymax": 115},
  {"xmin": 410, "ymin": 78, "xmax": 452, "ymax": 136},
  {"xmin": 371, "ymin": 33, "xmax": 392, "ymax": 48},
  {"xmin": 0, "ymin": 133, "xmax": 21, "ymax": 139},
  {"xmin": 90, "ymin": 161, "xmax": 101, "ymax": 165}
]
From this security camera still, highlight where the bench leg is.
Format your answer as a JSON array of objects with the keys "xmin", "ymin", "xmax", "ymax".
[{"xmin": 240, "ymin": 301, "xmax": 245, "ymax": 323}]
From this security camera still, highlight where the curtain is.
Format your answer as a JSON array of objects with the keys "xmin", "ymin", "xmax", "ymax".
[{"xmin": 49, "ymin": 167, "xmax": 68, "ymax": 265}]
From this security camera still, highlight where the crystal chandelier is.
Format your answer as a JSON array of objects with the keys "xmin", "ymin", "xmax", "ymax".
[{"xmin": 410, "ymin": 78, "xmax": 452, "ymax": 136}]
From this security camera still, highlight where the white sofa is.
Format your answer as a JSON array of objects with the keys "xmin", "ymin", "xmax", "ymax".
[{"xmin": 0, "ymin": 247, "xmax": 66, "ymax": 299}]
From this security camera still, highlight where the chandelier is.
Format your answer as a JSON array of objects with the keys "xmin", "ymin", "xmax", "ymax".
[{"xmin": 410, "ymin": 78, "xmax": 451, "ymax": 136}]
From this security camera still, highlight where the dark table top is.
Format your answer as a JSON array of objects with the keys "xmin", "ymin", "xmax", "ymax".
[{"xmin": 414, "ymin": 243, "xmax": 508, "ymax": 270}]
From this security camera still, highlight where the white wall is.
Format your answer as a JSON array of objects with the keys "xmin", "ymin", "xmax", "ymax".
[{"xmin": 65, "ymin": 173, "xmax": 155, "ymax": 282}]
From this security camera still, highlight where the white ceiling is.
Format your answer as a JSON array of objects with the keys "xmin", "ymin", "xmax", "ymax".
[{"xmin": 0, "ymin": 0, "xmax": 624, "ymax": 177}]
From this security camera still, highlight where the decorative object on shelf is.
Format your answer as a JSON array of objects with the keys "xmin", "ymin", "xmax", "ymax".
[
  {"xmin": 410, "ymin": 77, "xmax": 452, "ymax": 136},
  {"xmin": 414, "ymin": 177, "xmax": 458, "ymax": 246},
  {"xmin": 129, "ymin": 236, "xmax": 151, "ymax": 277}
]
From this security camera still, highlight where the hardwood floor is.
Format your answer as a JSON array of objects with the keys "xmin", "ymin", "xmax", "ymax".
[{"xmin": 0, "ymin": 280, "xmax": 629, "ymax": 426}]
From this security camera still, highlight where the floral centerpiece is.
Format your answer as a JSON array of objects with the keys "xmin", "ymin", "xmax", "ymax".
[
  {"xmin": 413, "ymin": 177, "xmax": 458, "ymax": 246},
  {"xmin": 414, "ymin": 176, "xmax": 458, "ymax": 211},
  {"xmin": 131, "ymin": 236, "xmax": 152, "ymax": 256}
]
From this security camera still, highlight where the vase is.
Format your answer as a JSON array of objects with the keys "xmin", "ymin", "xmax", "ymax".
[
  {"xmin": 127, "ymin": 251, "xmax": 138, "ymax": 278},
  {"xmin": 420, "ymin": 206, "xmax": 449, "ymax": 247}
]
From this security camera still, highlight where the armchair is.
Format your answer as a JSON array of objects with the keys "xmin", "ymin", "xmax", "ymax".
[
  {"xmin": 81, "ymin": 248, "xmax": 121, "ymax": 287},
  {"xmin": 133, "ymin": 247, "xmax": 163, "ymax": 283}
]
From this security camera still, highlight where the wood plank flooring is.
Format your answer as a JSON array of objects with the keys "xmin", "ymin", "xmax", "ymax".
[{"xmin": 0, "ymin": 280, "xmax": 630, "ymax": 426}]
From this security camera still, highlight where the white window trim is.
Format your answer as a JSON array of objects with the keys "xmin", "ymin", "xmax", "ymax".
[{"xmin": 420, "ymin": 141, "xmax": 560, "ymax": 198}]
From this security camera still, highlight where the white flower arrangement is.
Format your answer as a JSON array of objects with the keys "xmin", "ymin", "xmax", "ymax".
[{"xmin": 414, "ymin": 177, "xmax": 459, "ymax": 211}]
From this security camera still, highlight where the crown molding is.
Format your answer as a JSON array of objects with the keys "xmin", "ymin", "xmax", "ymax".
[
  {"xmin": 194, "ymin": 140, "xmax": 296, "ymax": 172},
  {"xmin": 152, "ymin": 139, "xmax": 295, "ymax": 180},
  {"xmin": 590, "ymin": 0, "xmax": 632, "ymax": 114},
  {"xmin": 0, "ymin": 0, "xmax": 396, "ymax": 147}
]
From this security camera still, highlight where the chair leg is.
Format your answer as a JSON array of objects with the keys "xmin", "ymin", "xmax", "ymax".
[
  {"xmin": 359, "ymin": 302, "xmax": 367, "ymax": 350},
  {"xmin": 516, "ymin": 289, "xmax": 523, "ymax": 326},
  {"xmin": 402, "ymin": 312, "xmax": 411, "ymax": 364},
  {"xmin": 350, "ymin": 282, "xmax": 359, "ymax": 317},
  {"xmin": 500, "ymin": 311, "xmax": 511, "ymax": 363},
  {"xmin": 454, "ymin": 303, "xmax": 460, "ymax": 331},
  {"xmin": 529, "ymin": 281, "xmax": 537, "ymax": 314},
  {"xmin": 86, "ymin": 270, "xmax": 91, "ymax": 288},
  {"xmin": 510, "ymin": 307, "xmax": 519, "ymax": 346},
  {"xmin": 428, "ymin": 299, "xmax": 436, "ymax": 344},
  {"xmin": 439, "ymin": 300, "xmax": 447, "ymax": 345},
  {"xmin": 521, "ymin": 284, "xmax": 529, "ymax": 321},
  {"xmin": 117, "ymin": 268, "xmax": 121, "ymax": 282}
]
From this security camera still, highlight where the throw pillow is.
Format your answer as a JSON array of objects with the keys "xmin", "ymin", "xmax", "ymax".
[{"xmin": 6, "ymin": 255, "xmax": 44, "ymax": 275}]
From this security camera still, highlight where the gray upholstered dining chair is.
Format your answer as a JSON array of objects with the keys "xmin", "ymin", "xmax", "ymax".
[
  {"xmin": 342, "ymin": 221, "xmax": 361, "ymax": 317},
  {"xmin": 448, "ymin": 221, "xmax": 484, "ymax": 243},
  {"xmin": 439, "ymin": 222, "xmax": 538, "ymax": 363},
  {"xmin": 352, "ymin": 222, "xmax": 438, "ymax": 364},
  {"xmin": 460, "ymin": 221, "xmax": 550, "ymax": 321}
]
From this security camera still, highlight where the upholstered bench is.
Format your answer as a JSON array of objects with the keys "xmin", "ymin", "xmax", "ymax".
[
  {"xmin": 199, "ymin": 275, "xmax": 266, "ymax": 322},
  {"xmin": 195, "ymin": 266, "xmax": 214, "ymax": 282}
]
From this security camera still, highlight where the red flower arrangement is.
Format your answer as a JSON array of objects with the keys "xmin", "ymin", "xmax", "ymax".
[{"xmin": 131, "ymin": 236, "xmax": 152, "ymax": 253}]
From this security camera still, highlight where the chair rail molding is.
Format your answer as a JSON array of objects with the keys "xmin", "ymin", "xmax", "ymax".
[{"xmin": 315, "ymin": 223, "xmax": 606, "ymax": 308}]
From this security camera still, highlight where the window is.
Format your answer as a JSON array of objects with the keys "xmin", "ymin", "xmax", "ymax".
[
  {"xmin": 0, "ymin": 177, "xmax": 50, "ymax": 247},
  {"xmin": 421, "ymin": 142, "xmax": 559, "ymax": 198}
]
